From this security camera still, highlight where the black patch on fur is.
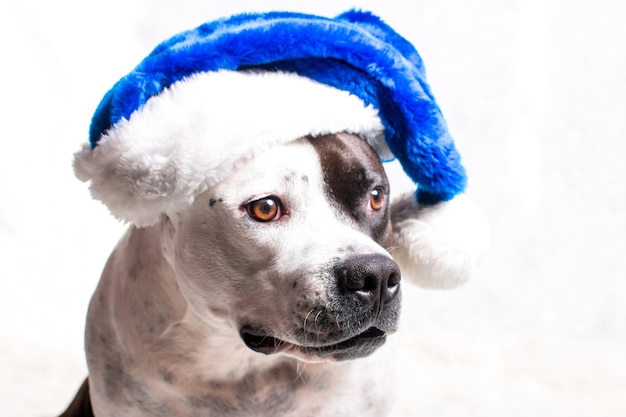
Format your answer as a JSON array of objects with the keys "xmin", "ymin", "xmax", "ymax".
[
  {"xmin": 307, "ymin": 133, "xmax": 392, "ymax": 245},
  {"xmin": 209, "ymin": 197, "xmax": 223, "ymax": 207}
]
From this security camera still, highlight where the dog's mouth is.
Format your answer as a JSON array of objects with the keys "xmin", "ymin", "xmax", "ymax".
[{"xmin": 240, "ymin": 326, "xmax": 387, "ymax": 361}]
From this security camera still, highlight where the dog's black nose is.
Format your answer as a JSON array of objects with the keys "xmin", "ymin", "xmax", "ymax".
[{"xmin": 335, "ymin": 254, "xmax": 401, "ymax": 309}]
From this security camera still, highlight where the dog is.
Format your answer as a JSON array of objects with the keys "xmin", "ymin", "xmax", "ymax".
[
  {"xmin": 60, "ymin": 132, "xmax": 404, "ymax": 417},
  {"xmin": 60, "ymin": 11, "xmax": 489, "ymax": 416}
]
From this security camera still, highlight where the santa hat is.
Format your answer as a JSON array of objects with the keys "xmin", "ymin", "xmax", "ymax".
[{"xmin": 74, "ymin": 10, "xmax": 487, "ymax": 289}]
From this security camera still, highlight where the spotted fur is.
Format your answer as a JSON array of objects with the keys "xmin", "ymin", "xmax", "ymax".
[{"xmin": 61, "ymin": 134, "xmax": 401, "ymax": 417}]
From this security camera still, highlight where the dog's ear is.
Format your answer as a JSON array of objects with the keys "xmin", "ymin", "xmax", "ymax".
[{"xmin": 389, "ymin": 192, "xmax": 488, "ymax": 289}]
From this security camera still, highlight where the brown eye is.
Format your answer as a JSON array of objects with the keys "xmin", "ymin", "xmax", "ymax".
[
  {"xmin": 247, "ymin": 197, "xmax": 280, "ymax": 222},
  {"xmin": 369, "ymin": 187, "xmax": 385, "ymax": 211}
]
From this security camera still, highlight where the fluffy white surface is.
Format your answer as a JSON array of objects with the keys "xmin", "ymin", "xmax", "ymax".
[
  {"xmin": 75, "ymin": 70, "xmax": 385, "ymax": 226},
  {"xmin": 2, "ymin": 1, "xmax": 625, "ymax": 416},
  {"xmin": 391, "ymin": 193, "xmax": 489, "ymax": 289}
]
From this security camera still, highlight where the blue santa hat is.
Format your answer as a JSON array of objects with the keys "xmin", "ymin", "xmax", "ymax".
[{"xmin": 74, "ymin": 10, "xmax": 487, "ymax": 288}]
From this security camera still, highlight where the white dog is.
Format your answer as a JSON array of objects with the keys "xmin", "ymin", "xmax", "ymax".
[
  {"xmin": 59, "ymin": 12, "xmax": 488, "ymax": 414},
  {"xmin": 61, "ymin": 132, "xmax": 407, "ymax": 416}
]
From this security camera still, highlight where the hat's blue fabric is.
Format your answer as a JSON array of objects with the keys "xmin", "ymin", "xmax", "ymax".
[{"xmin": 89, "ymin": 10, "xmax": 467, "ymax": 204}]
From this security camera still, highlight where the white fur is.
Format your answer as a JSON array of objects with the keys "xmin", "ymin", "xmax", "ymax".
[
  {"xmin": 74, "ymin": 71, "xmax": 386, "ymax": 226},
  {"xmin": 73, "ymin": 68, "xmax": 486, "ymax": 291},
  {"xmin": 84, "ymin": 139, "xmax": 399, "ymax": 417},
  {"xmin": 390, "ymin": 193, "xmax": 489, "ymax": 289}
]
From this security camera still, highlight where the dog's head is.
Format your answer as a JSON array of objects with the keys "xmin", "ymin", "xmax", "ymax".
[
  {"xmin": 75, "ymin": 22, "xmax": 489, "ymax": 362},
  {"xmin": 169, "ymin": 132, "xmax": 400, "ymax": 362}
]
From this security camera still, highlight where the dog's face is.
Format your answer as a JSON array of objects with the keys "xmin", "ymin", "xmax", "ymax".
[{"xmin": 170, "ymin": 133, "xmax": 401, "ymax": 362}]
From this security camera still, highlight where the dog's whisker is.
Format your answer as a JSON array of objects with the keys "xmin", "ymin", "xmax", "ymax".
[
  {"xmin": 294, "ymin": 361, "xmax": 308, "ymax": 385},
  {"xmin": 314, "ymin": 309, "xmax": 324, "ymax": 332},
  {"xmin": 385, "ymin": 245, "xmax": 402, "ymax": 254},
  {"xmin": 303, "ymin": 309, "xmax": 315, "ymax": 332},
  {"xmin": 302, "ymin": 308, "xmax": 316, "ymax": 346},
  {"xmin": 335, "ymin": 313, "xmax": 343, "ymax": 330}
]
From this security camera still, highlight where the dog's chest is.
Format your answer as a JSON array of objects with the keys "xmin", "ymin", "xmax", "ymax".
[
  {"xmin": 182, "ymin": 366, "xmax": 317, "ymax": 416},
  {"xmin": 105, "ymin": 359, "xmax": 391, "ymax": 417}
]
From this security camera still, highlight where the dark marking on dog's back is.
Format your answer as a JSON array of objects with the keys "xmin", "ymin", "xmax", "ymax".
[{"xmin": 307, "ymin": 133, "xmax": 392, "ymax": 245}]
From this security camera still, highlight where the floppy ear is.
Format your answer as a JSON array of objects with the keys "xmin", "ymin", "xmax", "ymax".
[{"xmin": 389, "ymin": 192, "xmax": 488, "ymax": 289}]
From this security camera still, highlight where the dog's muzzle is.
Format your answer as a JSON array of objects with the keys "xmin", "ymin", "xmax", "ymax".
[{"xmin": 240, "ymin": 254, "xmax": 401, "ymax": 361}]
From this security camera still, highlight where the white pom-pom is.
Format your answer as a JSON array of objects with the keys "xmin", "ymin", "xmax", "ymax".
[{"xmin": 390, "ymin": 192, "xmax": 488, "ymax": 289}]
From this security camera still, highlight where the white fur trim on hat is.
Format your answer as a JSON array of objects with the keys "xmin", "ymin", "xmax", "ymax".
[
  {"xmin": 390, "ymin": 193, "xmax": 489, "ymax": 289},
  {"xmin": 74, "ymin": 71, "xmax": 386, "ymax": 226}
]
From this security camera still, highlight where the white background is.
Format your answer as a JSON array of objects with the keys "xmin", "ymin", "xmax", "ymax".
[{"xmin": 1, "ymin": 0, "xmax": 625, "ymax": 416}]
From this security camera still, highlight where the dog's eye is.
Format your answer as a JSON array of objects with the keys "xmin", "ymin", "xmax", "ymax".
[
  {"xmin": 247, "ymin": 197, "xmax": 281, "ymax": 222},
  {"xmin": 369, "ymin": 187, "xmax": 385, "ymax": 211}
]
